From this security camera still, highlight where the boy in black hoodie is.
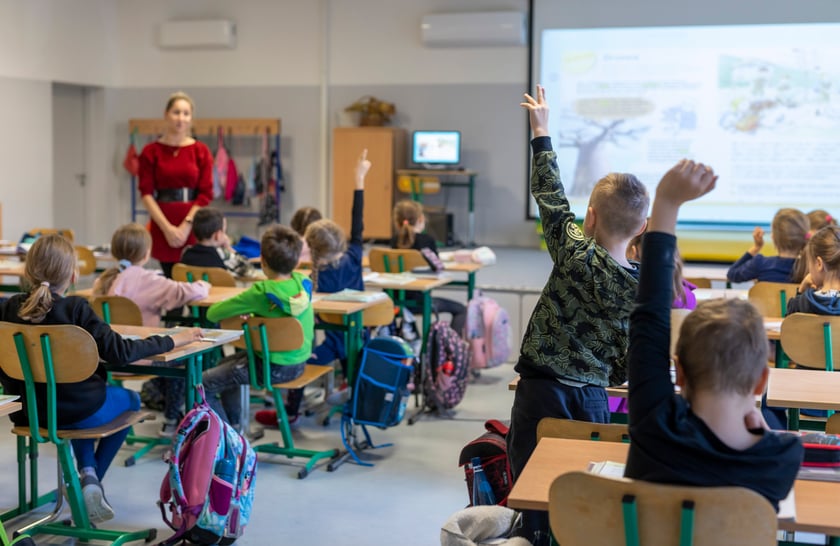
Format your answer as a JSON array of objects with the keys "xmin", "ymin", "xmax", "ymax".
[{"xmin": 626, "ymin": 159, "xmax": 802, "ymax": 512}]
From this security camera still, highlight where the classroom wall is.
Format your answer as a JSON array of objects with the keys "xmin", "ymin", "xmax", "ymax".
[
  {"xmin": 0, "ymin": 76, "xmax": 53, "ymax": 237},
  {"xmin": 6, "ymin": 0, "xmax": 837, "ymax": 248}
]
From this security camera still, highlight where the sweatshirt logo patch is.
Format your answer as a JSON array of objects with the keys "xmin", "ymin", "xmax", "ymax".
[{"xmin": 566, "ymin": 223, "xmax": 584, "ymax": 241}]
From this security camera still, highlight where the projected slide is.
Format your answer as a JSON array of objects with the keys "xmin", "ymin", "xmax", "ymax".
[{"xmin": 539, "ymin": 23, "xmax": 840, "ymax": 225}]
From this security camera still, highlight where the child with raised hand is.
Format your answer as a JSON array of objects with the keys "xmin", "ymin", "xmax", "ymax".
[
  {"xmin": 391, "ymin": 200, "xmax": 467, "ymax": 335},
  {"xmin": 788, "ymin": 225, "xmax": 840, "ymax": 314},
  {"xmin": 93, "ymin": 223, "xmax": 210, "ymax": 436},
  {"xmin": 626, "ymin": 159, "xmax": 802, "ymax": 510},
  {"xmin": 254, "ymin": 150, "xmax": 370, "ymax": 427},
  {"xmin": 727, "ymin": 208, "xmax": 809, "ymax": 284},
  {"xmin": 0, "ymin": 234, "xmax": 201, "ymax": 523},
  {"xmin": 508, "ymin": 85, "xmax": 649, "ymax": 545},
  {"xmin": 180, "ymin": 207, "xmax": 255, "ymax": 278},
  {"xmin": 204, "ymin": 224, "xmax": 314, "ymax": 427}
]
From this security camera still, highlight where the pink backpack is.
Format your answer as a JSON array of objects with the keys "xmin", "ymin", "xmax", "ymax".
[
  {"xmin": 466, "ymin": 295, "xmax": 512, "ymax": 369},
  {"xmin": 158, "ymin": 388, "xmax": 256, "ymax": 545}
]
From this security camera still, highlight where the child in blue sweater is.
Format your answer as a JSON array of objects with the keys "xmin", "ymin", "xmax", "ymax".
[{"xmin": 727, "ymin": 208, "xmax": 809, "ymax": 284}]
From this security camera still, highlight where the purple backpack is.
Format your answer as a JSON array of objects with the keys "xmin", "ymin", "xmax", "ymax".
[
  {"xmin": 424, "ymin": 321, "xmax": 470, "ymax": 411},
  {"xmin": 465, "ymin": 295, "xmax": 512, "ymax": 369},
  {"xmin": 157, "ymin": 388, "xmax": 257, "ymax": 546}
]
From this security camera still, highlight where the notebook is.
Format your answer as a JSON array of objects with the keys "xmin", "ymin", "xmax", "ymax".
[{"xmin": 321, "ymin": 289, "xmax": 389, "ymax": 303}]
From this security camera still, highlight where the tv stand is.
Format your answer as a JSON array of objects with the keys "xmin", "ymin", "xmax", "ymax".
[{"xmin": 396, "ymin": 169, "xmax": 477, "ymax": 246}]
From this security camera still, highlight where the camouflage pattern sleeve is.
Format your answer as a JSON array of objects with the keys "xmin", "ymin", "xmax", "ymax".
[{"xmin": 530, "ymin": 137, "xmax": 585, "ymax": 266}]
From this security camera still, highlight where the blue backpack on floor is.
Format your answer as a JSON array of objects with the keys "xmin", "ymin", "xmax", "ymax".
[{"xmin": 352, "ymin": 336, "xmax": 415, "ymax": 428}]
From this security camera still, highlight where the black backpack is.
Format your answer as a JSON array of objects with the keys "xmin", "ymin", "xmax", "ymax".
[
  {"xmin": 458, "ymin": 419, "xmax": 512, "ymax": 506},
  {"xmin": 423, "ymin": 321, "xmax": 470, "ymax": 412}
]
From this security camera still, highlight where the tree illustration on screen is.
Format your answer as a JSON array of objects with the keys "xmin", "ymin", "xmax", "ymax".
[{"xmin": 555, "ymin": 98, "xmax": 652, "ymax": 197}]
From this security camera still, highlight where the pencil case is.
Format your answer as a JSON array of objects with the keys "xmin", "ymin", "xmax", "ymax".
[{"xmin": 800, "ymin": 432, "xmax": 840, "ymax": 467}]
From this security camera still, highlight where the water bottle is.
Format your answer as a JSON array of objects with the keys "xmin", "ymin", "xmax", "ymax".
[
  {"xmin": 471, "ymin": 457, "xmax": 496, "ymax": 506},
  {"xmin": 215, "ymin": 454, "xmax": 236, "ymax": 485}
]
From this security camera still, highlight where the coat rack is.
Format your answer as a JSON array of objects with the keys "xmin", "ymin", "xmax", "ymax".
[{"xmin": 128, "ymin": 117, "xmax": 282, "ymax": 225}]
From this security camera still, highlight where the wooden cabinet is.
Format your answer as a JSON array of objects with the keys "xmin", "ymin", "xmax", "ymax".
[{"xmin": 332, "ymin": 127, "xmax": 406, "ymax": 240}]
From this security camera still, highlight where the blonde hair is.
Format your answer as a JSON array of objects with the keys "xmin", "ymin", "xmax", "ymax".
[
  {"xmin": 807, "ymin": 209, "xmax": 836, "ymax": 232},
  {"xmin": 93, "ymin": 223, "xmax": 151, "ymax": 297},
  {"xmin": 589, "ymin": 173, "xmax": 649, "ymax": 240},
  {"xmin": 18, "ymin": 235, "xmax": 77, "ymax": 323},
  {"xmin": 304, "ymin": 219, "xmax": 346, "ymax": 292},
  {"xmin": 393, "ymin": 200, "xmax": 423, "ymax": 249},
  {"xmin": 677, "ymin": 299, "xmax": 767, "ymax": 395},
  {"xmin": 165, "ymin": 91, "xmax": 195, "ymax": 115}
]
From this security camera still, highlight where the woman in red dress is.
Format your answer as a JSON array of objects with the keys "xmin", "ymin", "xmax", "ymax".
[{"xmin": 138, "ymin": 91, "xmax": 213, "ymax": 277}]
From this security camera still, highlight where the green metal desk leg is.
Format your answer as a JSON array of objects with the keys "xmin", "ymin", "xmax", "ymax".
[
  {"xmin": 186, "ymin": 355, "xmax": 198, "ymax": 409},
  {"xmin": 467, "ymin": 173, "xmax": 476, "ymax": 245},
  {"xmin": 344, "ymin": 310, "xmax": 363, "ymax": 385},
  {"xmin": 467, "ymin": 272, "xmax": 475, "ymax": 301},
  {"xmin": 787, "ymin": 408, "xmax": 800, "ymax": 431}
]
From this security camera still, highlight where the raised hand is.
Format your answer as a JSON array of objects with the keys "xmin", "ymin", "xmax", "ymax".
[
  {"xmin": 520, "ymin": 85, "xmax": 549, "ymax": 138},
  {"xmin": 655, "ymin": 159, "xmax": 718, "ymax": 206},
  {"xmin": 355, "ymin": 148, "xmax": 371, "ymax": 189},
  {"xmin": 749, "ymin": 227, "xmax": 765, "ymax": 255}
]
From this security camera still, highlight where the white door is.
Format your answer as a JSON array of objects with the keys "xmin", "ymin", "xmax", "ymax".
[{"xmin": 52, "ymin": 83, "xmax": 87, "ymax": 244}]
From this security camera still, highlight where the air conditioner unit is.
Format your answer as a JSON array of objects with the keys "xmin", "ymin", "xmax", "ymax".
[
  {"xmin": 157, "ymin": 19, "xmax": 236, "ymax": 50},
  {"xmin": 421, "ymin": 11, "xmax": 526, "ymax": 47}
]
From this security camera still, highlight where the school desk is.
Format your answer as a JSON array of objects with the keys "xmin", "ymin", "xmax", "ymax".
[
  {"xmin": 766, "ymin": 367, "xmax": 840, "ymax": 431},
  {"xmin": 106, "ymin": 324, "xmax": 242, "ymax": 409},
  {"xmin": 440, "ymin": 261, "xmax": 487, "ymax": 301},
  {"xmin": 507, "ymin": 437, "xmax": 840, "ymax": 543}
]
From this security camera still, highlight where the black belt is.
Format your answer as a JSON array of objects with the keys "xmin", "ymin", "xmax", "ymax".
[{"xmin": 155, "ymin": 188, "xmax": 197, "ymax": 203}]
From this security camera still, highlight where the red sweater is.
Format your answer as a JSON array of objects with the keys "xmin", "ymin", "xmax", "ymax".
[{"xmin": 139, "ymin": 141, "xmax": 213, "ymax": 263}]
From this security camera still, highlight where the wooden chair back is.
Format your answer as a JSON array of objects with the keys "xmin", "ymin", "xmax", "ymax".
[
  {"xmin": 368, "ymin": 247, "xmax": 428, "ymax": 273},
  {"xmin": 90, "ymin": 296, "xmax": 143, "ymax": 326},
  {"xmin": 537, "ymin": 418, "xmax": 629, "ymax": 443},
  {"xmin": 0, "ymin": 323, "xmax": 98, "ymax": 384},
  {"xmin": 319, "ymin": 298, "xmax": 395, "ymax": 327},
  {"xmin": 29, "ymin": 228, "xmax": 75, "ymax": 243},
  {"xmin": 748, "ymin": 282, "xmax": 800, "ymax": 317},
  {"xmin": 549, "ymin": 471, "xmax": 777, "ymax": 546},
  {"xmin": 75, "ymin": 246, "xmax": 96, "ymax": 276},
  {"xmin": 826, "ymin": 413, "xmax": 840, "ymax": 435},
  {"xmin": 218, "ymin": 315, "xmax": 303, "ymax": 353},
  {"xmin": 172, "ymin": 263, "xmax": 236, "ymax": 287},
  {"xmin": 685, "ymin": 276, "xmax": 712, "ymax": 289},
  {"xmin": 779, "ymin": 313, "xmax": 840, "ymax": 371}
]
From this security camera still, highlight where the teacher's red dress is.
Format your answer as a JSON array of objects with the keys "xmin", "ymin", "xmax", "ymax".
[{"xmin": 138, "ymin": 141, "xmax": 213, "ymax": 263}]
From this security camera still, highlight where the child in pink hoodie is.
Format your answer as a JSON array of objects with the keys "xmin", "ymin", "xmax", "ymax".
[{"xmin": 93, "ymin": 223, "xmax": 209, "ymax": 435}]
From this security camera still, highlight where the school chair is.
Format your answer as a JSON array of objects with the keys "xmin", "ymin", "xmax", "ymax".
[
  {"xmin": 90, "ymin": 295, "xmax": 166, "ymax": 466},
  {"xmin": 368, "ymin": 247, "xmax": 429, "ymax": 274},
  {"xmin": 74, "ymin": 246, "xmax": 96, "ymax": 277},
  {"xmin": 219, "ymin": 316, "xmax": 339, "ymax": 479},
  {"xmin": 0, "ymin": 322, "xmax": 156, "ymax": 544},
  {"xmin": 548, "ymin": 471, "xmax": 777, "ymax": 546},
  {"xmin": 826, "ymin": 413, "xmax": 840, "ymax": 435},
  {"xmin": 684, "ymin": 277, "xmax": 712, "ymax": 289},
  {"xmin": 779, "ymin": 313, "xmax": 840, "ymax": 430},
  {"xmin": 748, "ymin": 282, "xmax": 799, "ymax": 318},
  {"xmin": 172, "ymin": 263, "xmax": 236, "ymax": 287},
  {"xmin": 537, "ymin": 418, "xmax": 630, "ymax": 443},
  {"xmin": 27, "ymin": 228, "xmax": 75, "ymax": 243}
]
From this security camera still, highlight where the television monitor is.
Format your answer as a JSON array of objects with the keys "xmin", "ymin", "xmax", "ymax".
[{"xmin": 411, "ymin": 130, "xmax": 461, "ymax": 167}]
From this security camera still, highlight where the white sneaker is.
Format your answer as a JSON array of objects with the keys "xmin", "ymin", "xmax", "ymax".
[
  {"xmin": 158, "ymin": 420, "xmax": 178, "ymax": 438},
  {"xmin": 326, "ymin": 386, "xmax": 352, "ymax": 406},
  {"xmin": 80, "ymin": 474, "xmax": 115, "ymax": 524}
]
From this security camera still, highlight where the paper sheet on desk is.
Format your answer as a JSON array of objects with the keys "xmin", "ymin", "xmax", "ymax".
[
  {"xmin": 364, "ymin": 272, "xmax": 417, "ymax": 285},
  {"xmin": 587, "ymin": 460, "xmax": 626, "ymax": 479},
  {"xmin": 0, "ymin": 394, "xmax": 20, "ymax": 406}
]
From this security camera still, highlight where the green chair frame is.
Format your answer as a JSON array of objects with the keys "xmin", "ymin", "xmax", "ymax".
[
  {"xmin": 0, "ymin": 322, "xmax": 156, "ymax": 545},
  {"xmin": 221, "ymin": 316, "xmax": 339, "ymax": 479},
  {"xmin": 91, "ymin": 296, "xmax": 169, "ymax": 466}
]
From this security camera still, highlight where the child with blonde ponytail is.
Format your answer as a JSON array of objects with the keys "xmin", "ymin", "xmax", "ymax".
[
  {"xmin": 93, "ymin": 223, "xmax": 209, "ymax": 436},
  {"xmin": 0, "ymin": 234, "xmax": 200, "ymax": 523}
]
